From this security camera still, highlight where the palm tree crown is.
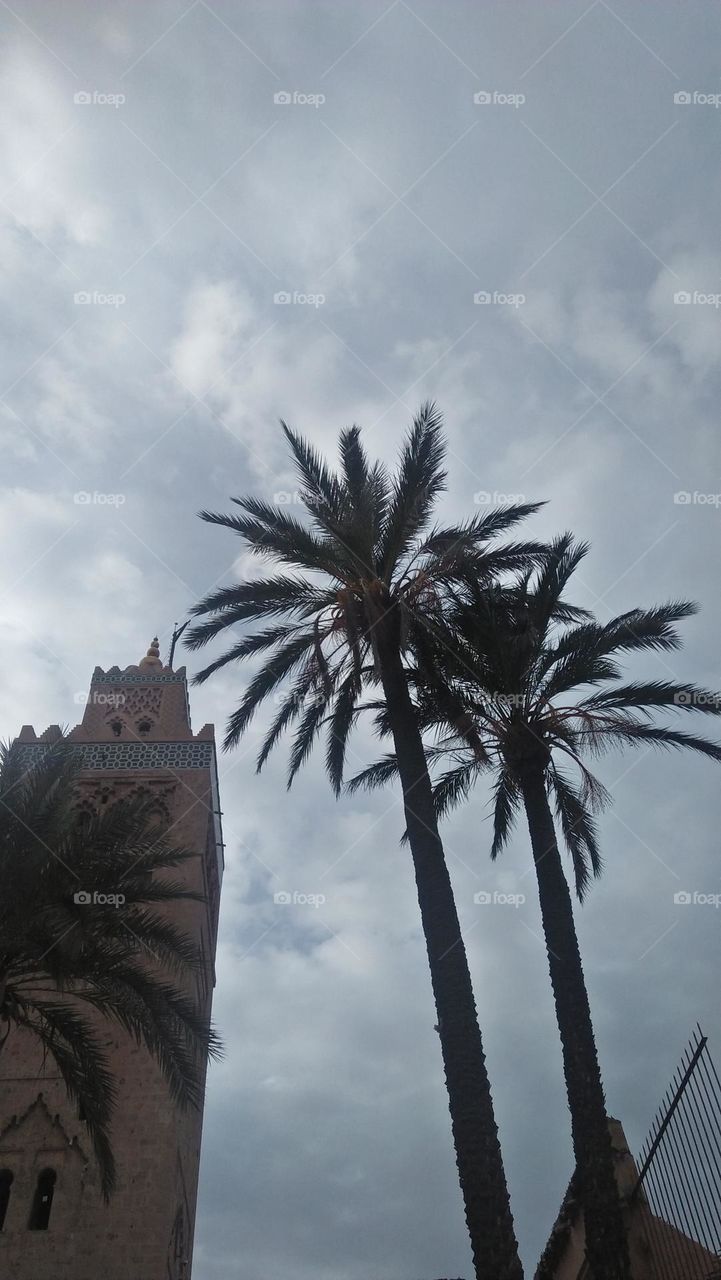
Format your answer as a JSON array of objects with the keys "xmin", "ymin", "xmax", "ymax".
[
  {"xmin": 350, "ymin": 532, "xmax": 721, "ymax": 897},
  {"xmin": 0, "ymin": 738, "xmax": 221, "ymax": 1199},
  {"xmin": 187, "ymin": 401, "xmax": 542, "ymax": 783}
]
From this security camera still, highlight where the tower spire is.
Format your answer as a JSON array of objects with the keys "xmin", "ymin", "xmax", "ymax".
[{"xmin": 138, "ymin": 636, "xmax": 162, "ymax": 669}]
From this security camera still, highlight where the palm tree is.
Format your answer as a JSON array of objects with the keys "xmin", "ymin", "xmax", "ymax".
[
  {"xmin": 0, "ymin": 737, "xmax": 221, "ymax": 1199},
  {"xmin": 186, "ymin": 403, "xmax": 543, "ymax": 1280},
  {"xmin": 349, "ymin": 533, "xmax": 721, "ymax": 1280}
]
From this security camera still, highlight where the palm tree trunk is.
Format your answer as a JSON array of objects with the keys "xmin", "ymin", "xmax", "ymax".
[
  {"xmin": 374, "ymin": 610, "xmax": 523, "ymax": 1280},
  {"xmin": 518, "ymin": 764, "xmax": 629, "ymax": 1280}
]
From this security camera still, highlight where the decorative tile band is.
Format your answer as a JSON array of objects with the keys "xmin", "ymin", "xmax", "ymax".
[
  {"xmin": 17, "ymin": 741, "xmax": 214, "ymax": 771},
  {"xmin": 91, "ymin": 672, "xmax": 186, "ymax": 685}
]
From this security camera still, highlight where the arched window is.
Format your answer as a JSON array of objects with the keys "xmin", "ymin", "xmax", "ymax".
[
  {"xmin": 110, "ymin": 719, "xmax": 123, "ymax": 737},
  {"xmin": 28, "ymin": 1168, "xmax": 56, "ymax": 1231},
  {"xmin": 0, "ymin": 1170, "xmax": 13, "ymax": 1230},
  {"xmin": 137, "ymin": 718, "xmax": 152, "ymax": 736}
]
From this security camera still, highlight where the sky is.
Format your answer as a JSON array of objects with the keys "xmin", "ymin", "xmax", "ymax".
[{"xmin": 2, "ymin": 1, "xmax": 721, "ymax": 1276}]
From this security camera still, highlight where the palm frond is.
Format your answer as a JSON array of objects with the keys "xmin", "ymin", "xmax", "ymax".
[
  {"xmin": 186, "ymin": 578, "xmax": 333, "ymax": 648},
  {"xmin": 346, "ymin": 754, "xmax": 400, "ymax": 794},
  {"xmin": 418, "ymin": 504, "xmax": 544, "ymax": 561},
  {"xmin": 531, "ymin": 534, "xmax": 590, "ymax": 639},
  {"xmin": 287, "ymin": 691, "xmax": 328, "ymax": 787},
  {"xmin": 337, "ymin": 426, "xmax": 388, "ymax": 569},
  {"xmin": 588, "ymin": 722, "xmax": 721, "ymax": 762},
  {"xmin": 217, "ymin": 630, "xmax": 318, "ymax": 748},
  {"xmin": 490, "ymin": 770, "xmax": 521, "ymax": 859},
  {"xmin": 326, "ymin": 670, "xmax": 362, "ymax": 796},
  {"xmin": 580, "ymin": 681, "xmax": 721, "ymax": 716},
  {"xmin": 431, "ymin": 761, "xmax": 480, "ymax": 823},
  {"xmin": 548, "ymin": 601, "xmax": 594, "ymax": 624},
  {"xmin": 542, "ymin": 602, "xmax": 697, "ymax": 678},
  {"xmin": 378, "ymin": 401, "xmax": 446, "ymax": 579},
  {"xmin": 549, "ymin": 766, "xmax": 602, "ymax": 901},
  {"xmin": 280, "ymin": 419, "xmax": 344, "ymax": 515},
  {"xmin": 550, "ymin": 745, "xmax": 612, "ymax": 812},
  {"xmin": 339, "ymin": 425, "xmax": 369, "ymax": 503},
  {"xmin": 540, "ymin": 650, "xmax": 622, "ymax": 701},
  {"xmin": 256, "ymin": 665, "xmax": 318, "ymax": 772},
  {"xmin": 16, "ymin": 1000, "xmax": 117, "ymax": 1199},
  {"xmin": 199, "ymin": 500, "xmax": 338, "ymax": 576}
]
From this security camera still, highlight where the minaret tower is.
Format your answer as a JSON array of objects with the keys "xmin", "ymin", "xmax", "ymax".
[{"xmin": 0, "ymin": 639, "xmax": 224, "ymax": 1280}]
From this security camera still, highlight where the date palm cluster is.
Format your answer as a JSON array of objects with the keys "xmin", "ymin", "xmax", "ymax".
[{"xmin": 188, "ymin": 404, "xmax": 721, "ymax": 1280}]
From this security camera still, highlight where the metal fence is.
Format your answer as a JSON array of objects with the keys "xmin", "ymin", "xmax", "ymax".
[{"xmin": 631, "ymin": 1025, "xmax": 721, "ymax": 1278}]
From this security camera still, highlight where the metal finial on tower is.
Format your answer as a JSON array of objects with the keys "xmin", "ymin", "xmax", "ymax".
[
  {"xmin": 139, "ymin": 636, "xmax": 162, "ymax": 669},
  {"xmin": 168, "ymin": 620, "xmax": 190, "ymax": 669}
]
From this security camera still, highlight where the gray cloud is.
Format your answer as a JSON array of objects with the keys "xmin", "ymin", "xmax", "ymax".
[{"xmin": 3, "ymin": 2, "xmax": 721, "ymax": 1276}]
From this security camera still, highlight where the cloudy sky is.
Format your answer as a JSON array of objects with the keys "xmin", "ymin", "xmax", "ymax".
[{"xmin": 2, "ymin": 1, "xmax": 721, "ymax": 1276}]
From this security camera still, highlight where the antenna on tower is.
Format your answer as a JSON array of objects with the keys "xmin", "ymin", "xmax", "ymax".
[{"xmin": 168, "ymin": 620, "xmax": 190, "ymax": 669}]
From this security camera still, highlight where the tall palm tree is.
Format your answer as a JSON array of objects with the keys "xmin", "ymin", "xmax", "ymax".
[
  {"xmin": 186, "ymin": 403, "xmax": 543, "ymax": 1280},
  {"xmin": 0, "ymin": 737, "xmax": 221, "ymax": 1199},
  {"xmin": 349, "ymin": 533, "xmax": 721, "ymax": 1280}
]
